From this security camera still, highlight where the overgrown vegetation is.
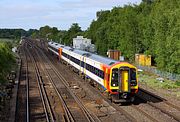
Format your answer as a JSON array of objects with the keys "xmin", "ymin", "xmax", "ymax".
[
  {"xmin": 0, "ymin": 41, "xmax": 15, "ymax": 84},
  {"xmin": 139, "ymin": 73, "xmax": 180, "ymax": 89},
  {"xmin": 138, "ymin": 72, "xmax": 180, "ymax": 98}
]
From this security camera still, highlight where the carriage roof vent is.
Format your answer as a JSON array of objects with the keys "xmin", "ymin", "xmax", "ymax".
[
  {"xmin": 82, "ymin": 53, "xmax": 91, "ymax": 57},
  {"xmin": 69, "ymin": 48, "xmax": 74, "ymax": 51}
]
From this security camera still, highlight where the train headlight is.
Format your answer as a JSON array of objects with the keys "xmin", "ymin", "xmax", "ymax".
[{"xmin": 130, "ymin": 80, "xmax": 137, "ymax": 86}]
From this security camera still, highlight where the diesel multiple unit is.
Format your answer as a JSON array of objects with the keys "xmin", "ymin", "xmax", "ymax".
[{"xmin": 48, "ymin": 41, "xmax": 138, "ymax": 102}]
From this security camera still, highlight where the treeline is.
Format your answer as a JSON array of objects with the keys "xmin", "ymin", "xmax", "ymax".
[
  {"xmin": 0, "ymin": 41, "xmax": 15, "ymax": 83},
  {"xmin": 31, "ymin": 23, "xmax": 83, "ymax": 46},
  {"xmin": 0, "ymin": 29, "xmax": 37, "ymax": 39},
  {"xmin": 85, "ymin": 0, "xmax": 180, "ymax": 74}
]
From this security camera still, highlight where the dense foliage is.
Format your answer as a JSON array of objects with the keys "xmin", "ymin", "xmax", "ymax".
[
  {"xmin": 0, "ymin": 41, "xmax": 15, "ymax": 83},
  {"xmin": 62, "ymin": 23, "xmax": 82, "ymax": 46},
  {"xmin": 85, "ymin": 0, "xmax": 180, "ymax": 74},
  {"xmin": 31, "ymin": 23, "xmax": 83, "ymax": 46},
  {"xmin": 0, "ymin": 29, "xmax": 38, "ymax": 39},
  {"xmin": 0, "ymin": 29, "xmax": 25, "ymax": 39}
]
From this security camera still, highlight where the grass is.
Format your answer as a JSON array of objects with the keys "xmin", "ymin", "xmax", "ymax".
[
  {"xmin": 138, "ymin": 71, "xmax": 180, "ymax": 99},
  {"xmin": 138, "ymin": 72, "xmax": 180, "ymax": 89},
  {"xmin": 175, "ymin": 81, "xmax": 180, "ymax": 86}
]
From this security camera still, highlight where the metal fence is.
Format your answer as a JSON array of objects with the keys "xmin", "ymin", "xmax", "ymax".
[{"xmin": 136, "ymin": 65, "xmax": 180, "ymax": 81}]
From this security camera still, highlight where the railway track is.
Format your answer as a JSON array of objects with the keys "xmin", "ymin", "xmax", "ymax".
[
  {"xmin": 136, "ymin": 88, "xmax": 180, "ymax": 121},
  {"xmin": 25, "ymin": 43, "xmax": 55, "ymax": 122},
  {"xmin": 28, "ymin": 40, "xmax": 100, "ymax": 122},
  {"xmin": 15, "ymin": 43, "xmax": 29, "ymax": 122},
  {"xmin": 81, "ymin": 74, "xmax": 180, "ymax": 122},
  {"xmin": 26, "ymin": 42, "xmax": 66, "ymax": 121},
  {"xmin": 25, "ymin": 46, "xmax": 30, "ymax": 122},
  {"xmin": 80, "ymin": 78, "xmax": 159, "ymax": 122}
]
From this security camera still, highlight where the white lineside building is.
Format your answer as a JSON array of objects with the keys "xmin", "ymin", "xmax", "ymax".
[{"xmin": 73, "ymin": 36, "xmax": 96, "ymax": 53}]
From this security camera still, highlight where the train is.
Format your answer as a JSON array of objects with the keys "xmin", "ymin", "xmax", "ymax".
[{"xmin": 48, "ymin": 41, "xmax": 138, "ymax": 102}]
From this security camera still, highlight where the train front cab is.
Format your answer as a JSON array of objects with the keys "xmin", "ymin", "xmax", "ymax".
[{"xmin": 109, "ymin": 63, "xmax": 138, "ymax": 102}]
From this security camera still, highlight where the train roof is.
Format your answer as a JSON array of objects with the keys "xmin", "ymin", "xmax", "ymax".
[
  {"xmin": 73, "ymin": 49, "xmax": 119, "ymax": 66},
  {"xmin": 48, "ymin": 41, "xmax": 62, "ymax": 49},
  {"xmin": 88, "ymin": 53, "xmax": 119, "ymax": 66},
  {"xmin": 73, "ymin": 49, "xmax": 88, "ymax": 55},
  {"xmin": 48, "ymin": 41, "xmax": 120, "ymax": 66},
  {"xmin": 63, "ymin": 46, "xmax": 73, "ymax": 51}
]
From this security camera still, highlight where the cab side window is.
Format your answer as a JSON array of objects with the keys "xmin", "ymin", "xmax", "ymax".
[
  {"xmin": 130, "ymin": 69, "xmax": 136, "ymax": 80},
  {"xmin": 130, "ymin": 68, "xmax": 137, "ymax": 86},
  {"xmin": 111, "ymin": 68, "xmax": 118, "ymax": 86}
]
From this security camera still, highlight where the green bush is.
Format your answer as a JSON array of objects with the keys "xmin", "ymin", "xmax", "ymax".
[
  {"xmin": 175, "ymin": 81, "xmax": 180, "ymax": 86},
  {"xmin": 0, "ymin": 41, "xmax": 15, "ymax": 84}
]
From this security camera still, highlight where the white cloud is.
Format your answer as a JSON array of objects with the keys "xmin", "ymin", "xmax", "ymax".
[{"xmin": 0, "ymin": 0, "xmax": 142, "ymax": 30}]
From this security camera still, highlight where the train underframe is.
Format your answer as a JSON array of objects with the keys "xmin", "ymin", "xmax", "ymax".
[{"xmin": 110, "ymin": 92, "xmax": 135, "ymax": 103}]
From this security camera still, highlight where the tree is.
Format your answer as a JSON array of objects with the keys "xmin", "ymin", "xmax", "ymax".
[{"xmin": 62, "ymin": 23, "xmax": 82, "ymax": 45}]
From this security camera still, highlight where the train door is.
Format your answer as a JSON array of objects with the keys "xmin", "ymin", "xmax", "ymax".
[
  {"xmin": 119, "ymin": 67, "xmax": 130, "ymax": 92},
  {"xmin": 67, "ymin": 52, "xmax": 70, "ymax": 64},
  {"xmin": 80, "ymin": 56, "xmax": 84, "ymax": 73},
  {"xmin": 83, "ymin": 57, "xmax": 86, "ymax": 75},
  {"xmin": 58, "ymin": 48, "xmax": 62, "ymax": 60},
  {"xmin": 80, "ymin": 57, "xmax": 82, "ymax": 72}
]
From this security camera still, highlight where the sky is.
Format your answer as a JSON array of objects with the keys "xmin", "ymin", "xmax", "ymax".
[{"xmin": 0, "ymin": 0, "xmax": 142, "ymax": 30}]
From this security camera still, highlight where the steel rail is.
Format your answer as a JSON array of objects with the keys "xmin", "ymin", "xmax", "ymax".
[
  {"xmin": 25, "ymin": 44, "xmax": 54, "ymax": 122},
  {"xmin": 139, "ymin": 88, "xmax": 180, "ymax": 111},
  {"xmin": 30, "ymin": 48, "xmax": 55, "ymax": 122},
  {"xmin": 33, "ymin": 44, "xmax": 80, "ymax": 122},
  {"xmin": 35, "ymin": 44, "xmax": 100, "ymax": 122},
  {"xmin": 137, "ymin": 88, "xmax": 180, "ymax": 122},
  {"xmin": 22, "ymin": 46, "xmax": 30, "ymax": 122},
  {"xmin": 43, "ymin": 67, "xmax": 75, "ymax": 122}
]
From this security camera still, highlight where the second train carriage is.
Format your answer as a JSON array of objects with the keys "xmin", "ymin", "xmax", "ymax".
[{"xmin": 48, "ymin": 41, "xmax": 138, "ymax": 102}]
